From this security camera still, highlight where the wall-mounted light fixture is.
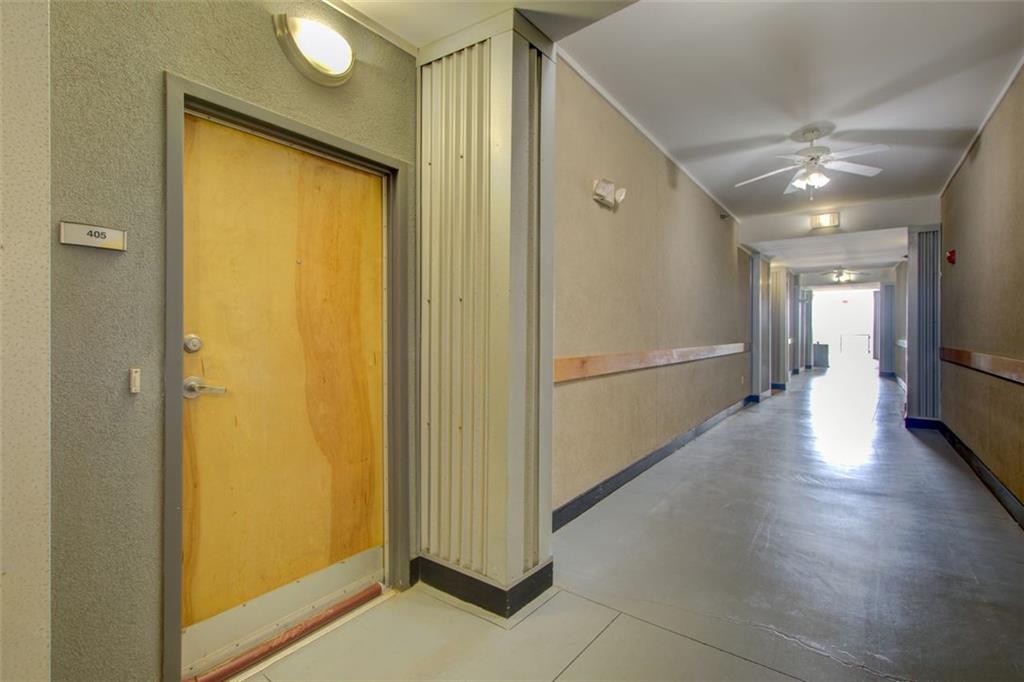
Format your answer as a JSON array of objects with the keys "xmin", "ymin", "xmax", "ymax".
[
  {"xmin": 593, "ymin": 178, "xmax": 627, "ymax": 209},
  {"xmin": 810, "ymin": 212, "xmax": 840, "ymax": 229},
  {"xmin": 274, "ymin": 15, "xmax": 355, "ymax": 86}
]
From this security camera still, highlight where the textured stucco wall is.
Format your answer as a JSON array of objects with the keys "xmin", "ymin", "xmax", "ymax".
[
  {"xmin": 940, "ymin": 67, "xmax": 1024, "ymax": 502},
  {"xmin": 553, "ymin": 60, "xmax": 750, "ymax": 508},
  {"xmin": 49, "ymin": 2, "xmax": 415, "ymax": 678},
  {"xmin": 1, "ymin": 2, "xmax": 51, "ymax": 679},
  {"xmin": 893, "ymin": 261, "xmax": 908, "ymax": 384}
]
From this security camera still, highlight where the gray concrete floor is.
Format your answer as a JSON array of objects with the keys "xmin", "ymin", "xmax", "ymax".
[{"xmin": 250, "ymin": 358, "xmax": 1024, "ymax": 681}]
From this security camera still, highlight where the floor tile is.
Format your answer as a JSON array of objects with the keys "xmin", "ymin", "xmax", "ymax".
[
  {"xmin": 558, "ymin": 614, "xmax": 793, "ymax": 681},
  {"xmin": 262, "ymin": 586, "xmax": 617, "ymax": 681}
]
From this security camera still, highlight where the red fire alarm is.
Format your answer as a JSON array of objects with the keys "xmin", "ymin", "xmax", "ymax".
[{"xmin": 946, "ymin": 249, "xmax": 956, "ymax": 265}]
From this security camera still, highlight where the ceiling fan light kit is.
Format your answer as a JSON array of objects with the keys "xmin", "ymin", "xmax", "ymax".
[
  {"xmin": 815, "ymin": 265, "xmax": 863, "ymax": 284},
  {"xmin": 734, "ymin": 127, "xmax": 889, "ymax": 197}
]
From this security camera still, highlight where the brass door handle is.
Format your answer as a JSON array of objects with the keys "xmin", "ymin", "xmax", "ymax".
[{"xmin": 183, "ymin": 376, "xmax": 227, "ymax": 400}]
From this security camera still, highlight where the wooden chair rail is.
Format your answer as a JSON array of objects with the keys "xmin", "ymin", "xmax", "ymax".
[
  {"xmin": 940, "ymin": 347, "xmax": 1024, "ymax": 386},
  {"xmin": 554, "ymin": 343, "xmax": 748, "ymax": 384}
]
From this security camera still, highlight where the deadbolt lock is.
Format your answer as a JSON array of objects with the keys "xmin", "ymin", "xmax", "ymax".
[{"xmin": 183, "ymin": 334, "xmax": 203, "ymax": 353}]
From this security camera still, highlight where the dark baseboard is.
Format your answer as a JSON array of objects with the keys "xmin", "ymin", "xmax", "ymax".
[
  {"xmin": 409, "ymin": 556, "xmax": 553, "ymax": 618},
  {"xmin": 790, "ymin": 368, "xmax": 799, "ymax": 375},
  {"xmin": 879, "ymin": 370, "xmax": 896, "ymax": 378},
  {"xmin": 744, "ymin": 390, "xmax": 773, "ymax": 405},
  {"xmin": 771, "ymin": 382, "xmax": 786, "ymax": 391},
  {"xmin": 937, "ymin": 423, "xmax": 1024, "ymax": 530},
  {"xmin": 906, "ymin": 419, "xmax": 1024, "ymax": 530},
  {"xmin": 804, "ymin": 364, "xmax": 813, "ymax": 370},
  {"xmin": 409, "ymin": 553, "xmax": 421, "ymax": 584},
  {"xmin": 552, "ymin": 398, "xmax": 749, "ymax": 532},
  {"xmin": 905, "ymin": 416, "xmax": 941, "ymax": 430}
]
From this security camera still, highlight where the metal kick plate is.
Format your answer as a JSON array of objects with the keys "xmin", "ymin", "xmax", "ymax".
[{"xmin": 59, "ymin": 221, "xmax": 127, "ymax": 252}]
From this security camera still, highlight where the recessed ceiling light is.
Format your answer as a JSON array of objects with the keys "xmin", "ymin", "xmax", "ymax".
[
  {"xmin": 274, "ymin": 15, "xmax": 355, "ymax": 86},
  {"xmin": 810, "ymin": 212, "xmax": 840, "ymax": 229}
]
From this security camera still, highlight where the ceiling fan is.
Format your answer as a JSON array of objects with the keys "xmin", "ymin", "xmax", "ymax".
[
  {"xmin": 811, "ymin": 266, "xmax": 865, "ymax": 283},
  {"xmin": 734, "ymin": 128, "xmax": 889, "ymax": 197}
]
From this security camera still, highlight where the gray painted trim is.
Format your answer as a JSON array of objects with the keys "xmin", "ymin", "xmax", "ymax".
[
  {"xmin": 164, "ymin": 76, "xmax": 185, "ymax": 682},
  {"xmin": 163, "ymin": 73, "xmax": 414, "ymax": 681}
]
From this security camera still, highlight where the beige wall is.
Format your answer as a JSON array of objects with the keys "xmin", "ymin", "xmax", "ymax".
[
  {"xmin": 941, "ymin": 67, "xmax": 1024, "ymax": 501},
  {"xmin": 893, "ymin": 261, "xmax": 908, "ymax": 384},
  {"xmin": 553, "ymin": 60, "xmax": 750, "ymax": 508},
  {"xmin": 1, "ymin": 1, "xmax": 51, "ymax": 678},
  {"xmin": 49, "ymin": 2, "xmax": 415, "ymax": 678}
]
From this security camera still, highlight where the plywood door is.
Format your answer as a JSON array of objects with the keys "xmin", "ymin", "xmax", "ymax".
[{"xmin": 182, "ymin": 114, "xmax": 384, "ymax": 627}]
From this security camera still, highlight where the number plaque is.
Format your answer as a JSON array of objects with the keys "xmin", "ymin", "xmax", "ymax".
[{"xmin": 59, "ymin": 221, "xmax": 127, "ymax": 252}]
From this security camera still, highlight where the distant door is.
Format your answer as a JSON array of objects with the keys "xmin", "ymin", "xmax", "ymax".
[{"xmin": 181, "ymin": 114, "xmax": 384, "ymax": 627}]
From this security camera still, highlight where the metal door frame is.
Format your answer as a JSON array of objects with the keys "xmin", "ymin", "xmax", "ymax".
[{"xmin": 164, "ymin": 73, "xmax": 415, "ymax": 681}]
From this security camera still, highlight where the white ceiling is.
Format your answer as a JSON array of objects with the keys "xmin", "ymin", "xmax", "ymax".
[
  {"xmin": 737, "ymin": 194, "xmax": 938, "ymax": 245},
  {"xmin": 560, "ymin": 1, "xmax": 1024, "ymax": 217},
  {"xmin": 757, "ymin": 227, "xmax": 908, "ymax": 273},
  {"xmin": 344, "ymin": 0, "xmax": 633, "ymax": 48}
]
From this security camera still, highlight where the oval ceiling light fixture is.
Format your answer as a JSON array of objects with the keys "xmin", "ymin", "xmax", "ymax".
[{"xmin": 274, "ymin": 14, "xmax": 354, "ymax": 86}]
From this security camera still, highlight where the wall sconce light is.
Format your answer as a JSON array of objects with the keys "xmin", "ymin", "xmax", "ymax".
[
  {"xmin": 593, "ymin": 178, "xmax": 627, "ymax": 209},
  {"xmin": 274, "ymin": 15, "xmax": 355, "ymax": 86},
  {"xmin": 810, "ymin": 212, "xmax": 839, "ymax": 229}
]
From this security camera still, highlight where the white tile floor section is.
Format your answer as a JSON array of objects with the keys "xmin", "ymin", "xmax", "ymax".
[{"xmin": 248, "ymin": 358, "xmax": 1024, "ymax": 681}]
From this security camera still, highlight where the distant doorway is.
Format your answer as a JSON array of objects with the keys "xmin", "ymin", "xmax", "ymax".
[{"xmin": 812, "ymin": 288, "xmax": 878, "ymax": 369}]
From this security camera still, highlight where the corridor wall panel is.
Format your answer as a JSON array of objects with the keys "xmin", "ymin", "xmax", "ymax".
[
  {"xmin": 879, "ymin": 284, "xmax": 896, "ymax": 376},
  {"xmin": 418, "ymin": 25, "xmax": 552, "ymax": 587},
  {"xmin": 49, "ymin": 2, "xmax": 416, "ymax": 678},
  {"xmin": 894, "ymin": 262, "xmax": 909, "ymax": 385},
  {"xmin": 941, "ymin": 67, "xmax": 1024, "ymax": 502},
  {"xmin": 769, "ymin": 269, "xmax": 790, "ymax": 386},
  {"xmin": 759, "ymin": 260, "xmax": 771, "ymax": 389},
  {"xmin": 553, "ymin": 59, "xmax": 749, "ymax": 508},
  {"xmin": 419, "ymin": 40, "xmax": 493, "ymax": 576},
  {"xmin": 909, "ymin": 229, "xmax": 941, "ymax": 417}
]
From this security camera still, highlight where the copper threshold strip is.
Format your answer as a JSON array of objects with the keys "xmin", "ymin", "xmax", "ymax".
[{"xmin": 184, "ymin": 582, "xmax": 383, "ymax": 682}]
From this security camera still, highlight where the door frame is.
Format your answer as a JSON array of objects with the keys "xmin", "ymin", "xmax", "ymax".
[{"xmin": 163, "ymin": 73, "xmax": 415, "ymax": 681}]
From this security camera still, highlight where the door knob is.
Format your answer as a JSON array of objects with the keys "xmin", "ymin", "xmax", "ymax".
[{"xmin": 183, "ymin": 376, "xmax": 227, "ymax": 400}]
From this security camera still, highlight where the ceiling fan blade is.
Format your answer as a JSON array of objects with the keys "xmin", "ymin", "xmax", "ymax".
[
  {"xmin": 824, "ymin": 160, "xmax": 883, "ymax": 177},
  {"xmin": 783, "ymin": 169, "xmax": 806, "ymax": 195},
  {"xmin": 735, "ymin": 164, "xmax": 801, "ymax": 188},
  {"xmin": 827, "ymin": 143, "xmax": 889, "ymax": 161},
  {"xmin": 776, "ymin": 154, "xmax": 806, "ymax": 161}
]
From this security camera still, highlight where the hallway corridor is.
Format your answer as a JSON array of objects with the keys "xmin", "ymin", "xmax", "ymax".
[
  {"xmin": 555, "ymin": 364, "xmax": 1024, "ymax": 681},
  {"xmin": 241, "ymin": 366, "xmax": 1023, "ymax": 682}
]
